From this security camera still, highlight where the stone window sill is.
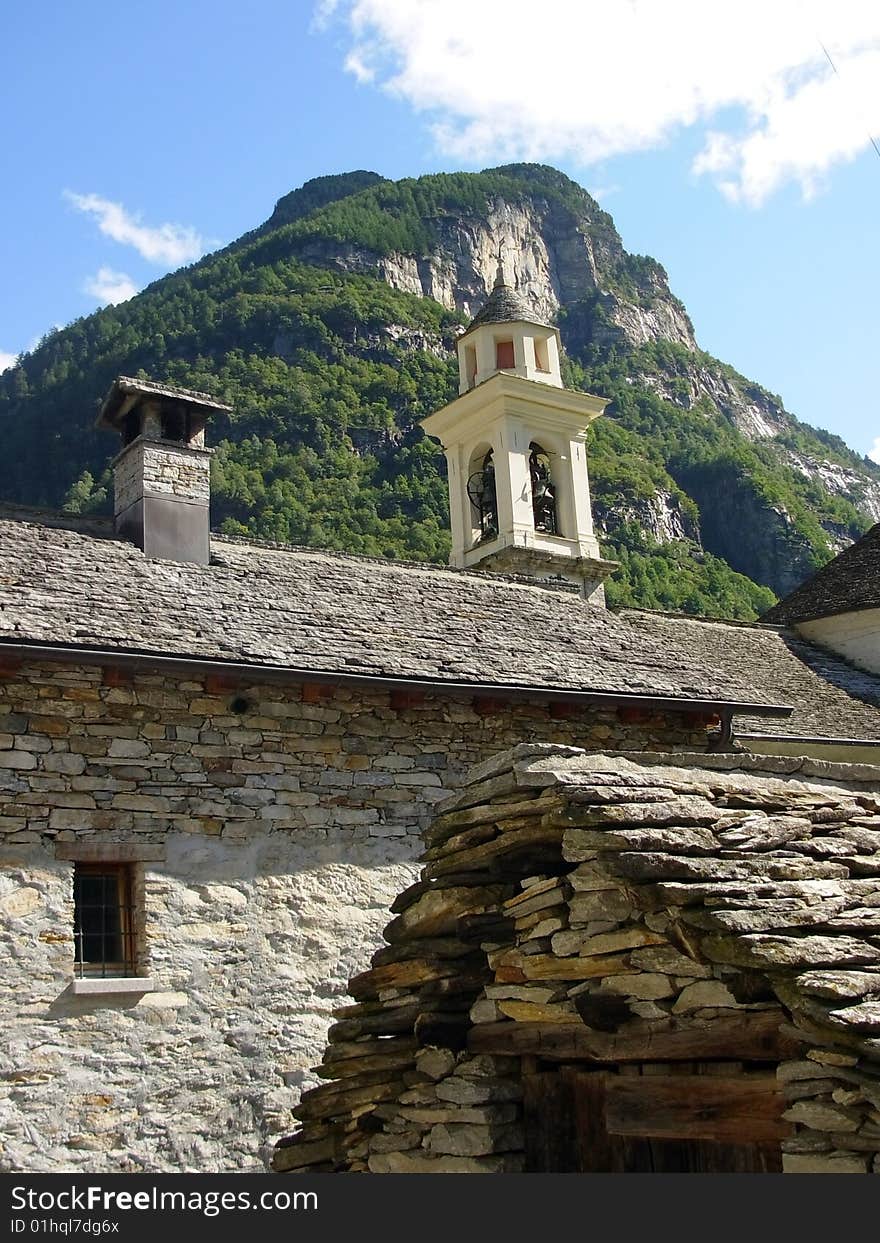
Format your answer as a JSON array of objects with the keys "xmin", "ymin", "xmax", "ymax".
[{"xmin": 71, "ymin": 977, "xmax": 155, "ymax": 996}]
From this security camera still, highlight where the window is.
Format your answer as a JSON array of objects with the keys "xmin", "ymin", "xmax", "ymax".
[
  {"xmin": 73, "ymin": 863, "xmax": 137, "ymax": 978},
  {"xmin": 495, "ymin": 339, "xmax": 515, "ymax": 370},
  {"xmin": 464, "ymin": 344, "xmax": 477, "ymax": 389},
  {"xmin": 533, "ymin": 336, "xmax": 550, "ymax": 372}
]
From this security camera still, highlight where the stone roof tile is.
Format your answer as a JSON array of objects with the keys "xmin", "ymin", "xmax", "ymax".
[
  {"xmin": 0, "ymin": 510, "xmax": 879, "ymax": 742},
  {"xmin": 764, "ymin": 523, "xmax": 880, "ymax": 625},
  {"xmin": 464, "ymin": 283, "xmax": 549, "ymax": 334}
]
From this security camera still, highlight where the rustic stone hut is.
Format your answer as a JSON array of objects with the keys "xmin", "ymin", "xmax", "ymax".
[{"xmin": 275, "ymin": 745, "xmax": 880, "ymax": 1174}]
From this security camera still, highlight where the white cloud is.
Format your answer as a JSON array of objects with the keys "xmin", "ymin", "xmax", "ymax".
[
  {"xmin": 83, "ymin": 267, "xmax": 140, "ymax": 306},
  {"xmin": 64, "ymin": 191, "xmax": 206, "ymax": 265},
  {"xmin": 0, "ymin": 351, "xmax": 18, "ymax": 373},
  {"xmin": 869, "ymin": 437, "xmax": 880, "ymax": 464},
  {"xmin": 326, "ymin": 0, "xmax": 880, "ymax": 205},
  {"xmin": 587, "ymin": 184, "xmax": 620, "ymax": 202}
]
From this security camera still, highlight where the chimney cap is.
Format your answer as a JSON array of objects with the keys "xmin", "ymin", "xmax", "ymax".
[{"xmin": 96, "ymin": 375, "xmax": 232, "ymax": 432}]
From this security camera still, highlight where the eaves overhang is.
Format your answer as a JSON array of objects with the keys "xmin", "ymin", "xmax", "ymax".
[{"xmin": 0, "ymin": 639, "xmax": 795, "ymax": 723}]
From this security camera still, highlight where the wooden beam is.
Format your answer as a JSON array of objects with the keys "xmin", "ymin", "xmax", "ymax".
[
  {"xmin": 468, "ymin": 1010, "xmax": 799, "ymax": 1062},
  {"xmin": 604, "ymin": 1074, "xmax": 790, "ymax": 1144},
  {"xmin": 389, "ymin": 688, "xmax": 425, "ymax": 710},
  {"xmin": 523, "ymin": 1072, "xmax": 579, "ymax": 1173},
  {"xmin": 0, "ymin": 653, "xmax": 22, "ymax": 679}
]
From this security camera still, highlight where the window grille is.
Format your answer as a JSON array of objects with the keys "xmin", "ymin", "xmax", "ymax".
[{"xmin": 73, "ymin": 863, "xmax": 137, "ymax": 978}]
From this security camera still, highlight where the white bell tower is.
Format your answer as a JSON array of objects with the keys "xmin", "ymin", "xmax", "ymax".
[{"xmin": 420, "ymin": 262, "xmax": 617, "ymax": 604}]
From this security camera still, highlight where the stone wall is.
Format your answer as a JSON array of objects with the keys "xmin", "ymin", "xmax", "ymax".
[
  {"xmin": 0, "ymin": 657, "xmax": 707, "ymax": 1173},
  {"xmin": 276, "ymin": 746, "xmax": 880, "ymax": 1174},
  {"xmin": 113, "ymin": 440, "xmax": 211, "ymax": 516}
]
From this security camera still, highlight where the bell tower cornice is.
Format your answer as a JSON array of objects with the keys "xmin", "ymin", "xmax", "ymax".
[{"xmin": 421, "ymin": 371, "xmax": 608, "ymax": 445}]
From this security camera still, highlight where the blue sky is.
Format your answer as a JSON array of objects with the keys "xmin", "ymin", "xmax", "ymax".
[{"xmin": 2, "ymin": 0, "xmax": 878, "ymax": 462}]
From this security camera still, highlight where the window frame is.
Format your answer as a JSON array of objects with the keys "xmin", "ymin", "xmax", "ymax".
[{"xmin": 73, "ymin": 861, "xmax": 138, "ymax": 980}]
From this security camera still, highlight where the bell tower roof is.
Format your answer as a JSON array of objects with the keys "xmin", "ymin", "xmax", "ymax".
[{"xmin": 462, "ymin": 266, "xmax": 550, "ymax": 338}]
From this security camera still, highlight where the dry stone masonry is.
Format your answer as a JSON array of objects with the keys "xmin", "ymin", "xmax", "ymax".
[
  {"xmin": 276, "ymin": 745, "xmax": 880, "ymax": 1174},
  {"xmin": 113, "ymin": 442, "xmax": 212, "ymax": 511},
  {"xmin": 0, "ymin": 660, "xmax": 704, "ymax": 1173}
]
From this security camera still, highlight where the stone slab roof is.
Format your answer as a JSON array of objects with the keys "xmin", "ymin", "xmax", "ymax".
[
  {"xmin": 99, "ymin": 375, "xmax": 232, "ymax": 422},
  {"xmin": 764, "ymin": 523, "xmax": 880, "ymax": 625},
  {"xmin": 463, "ymin": 283, "xmax": 549, "ymax": 335},
  {"xmin": 276, "ymin": 745, "xmax": 880, "ymax": 1173},
  {"xmin": 1, "ymin": 508, "xmax": 879, "ymax": 741}
]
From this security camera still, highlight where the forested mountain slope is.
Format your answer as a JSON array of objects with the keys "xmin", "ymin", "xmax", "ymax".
[{"xmin": 2, "ymin": 164, "xmax": 878, "ymax": 619}]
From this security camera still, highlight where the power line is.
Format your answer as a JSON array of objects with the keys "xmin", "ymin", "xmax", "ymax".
[{"xmin": 818, "ymin": 37, "xmax": 880, "ymax": 163}]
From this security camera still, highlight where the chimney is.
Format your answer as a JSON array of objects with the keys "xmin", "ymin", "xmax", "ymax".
[{"xmin": 97, "ymin": 376, "xmax": 230, "ymax": 565}]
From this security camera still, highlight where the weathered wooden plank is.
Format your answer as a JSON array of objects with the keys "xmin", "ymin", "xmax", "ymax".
[
  {"xmin": 522, "ymin": 1072, "xmax": 578, "ymax": 1173},
  {"xmin": 603, "ymin": 1074, "xmax": 789, "ymax": 1144},
  {"xmin": 568, "ymin": 1070, "xmax": 617, "ymax": 1173},
  {"xmin": 468, "ymin": 1011, "xmax": 800, "ymax": 1062}
]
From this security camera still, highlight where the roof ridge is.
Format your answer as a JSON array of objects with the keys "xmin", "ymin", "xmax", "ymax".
[{"xmin": 211, "ymin": 532, "xmax": 581, "ymax": 591}]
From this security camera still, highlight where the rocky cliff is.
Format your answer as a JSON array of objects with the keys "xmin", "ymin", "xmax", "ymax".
[
  {"xmin": 258, "ymin": 164, "xmax": 879, "ymax": 597},
  {"xmin": 1, "ymin": 163, "xmax": 877, "ymax": 617},
  {"xmin": 289, "ymin": 184, "xmax": 698, "ymax": 350}
]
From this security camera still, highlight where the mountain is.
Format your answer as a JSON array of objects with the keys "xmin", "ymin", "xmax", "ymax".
[{"xmin": 2, "ymin": 164, "xmax": 879, "ymax": 619}]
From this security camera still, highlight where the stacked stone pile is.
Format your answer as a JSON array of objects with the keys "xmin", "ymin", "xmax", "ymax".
[{"xmin": 275, "ymin": 744, "xmax": 880, "ymax": 1173}]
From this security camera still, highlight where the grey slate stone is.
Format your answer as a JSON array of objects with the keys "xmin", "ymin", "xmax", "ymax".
[
  {"xmin": 765, "ymin": 522, "xmax": 880, "ymax": 625},
  {"xmin": 0, "ymin": 508, "xmax": 878, "ymax": 744}
]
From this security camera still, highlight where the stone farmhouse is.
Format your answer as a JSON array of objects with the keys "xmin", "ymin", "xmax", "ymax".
[{"xmin": 0, "ymin": 272, "xmax": 879, "ymax": 1173}]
